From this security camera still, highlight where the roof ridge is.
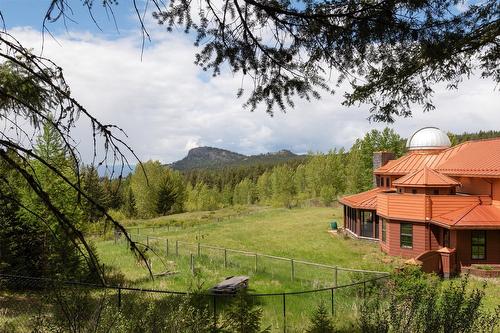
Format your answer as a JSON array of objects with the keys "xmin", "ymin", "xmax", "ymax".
[{"xmin": 451, "ymin": 202, "xmax": 481, "ymax": 226}]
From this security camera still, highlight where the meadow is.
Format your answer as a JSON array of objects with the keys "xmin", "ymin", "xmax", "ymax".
[{"xmin": 93, "ymin": 205, "xmax": 499, "ymax": 332}]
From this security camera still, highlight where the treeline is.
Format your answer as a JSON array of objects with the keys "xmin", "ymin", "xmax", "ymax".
[
  {"xmin": 106, "ymin": 128, "xmax": 406, "ymax": 219},
  {"xmin": 448, "ymin": 130, "xmax": 500, "ymax": 145}
]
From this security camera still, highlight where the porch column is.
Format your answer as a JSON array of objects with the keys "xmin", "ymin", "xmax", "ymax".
[
  {"xmin": 372, "ymin": 213, "xmax": 376, "ymax": 239},
  {"xmin": 438, "ymin": 247, "xmax": 456, "ymax": 279}
]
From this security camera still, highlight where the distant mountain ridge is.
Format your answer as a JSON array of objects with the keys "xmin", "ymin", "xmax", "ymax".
[{"xmin": 169, "ymin": 146, "xmax": 304, "ymax": 171}]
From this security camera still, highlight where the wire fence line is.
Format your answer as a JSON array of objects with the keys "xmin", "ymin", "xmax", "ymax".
[
  {"xmin": 0, "ymin": 273, "xmax": 389, "ymax": 333},
  {"xmin": 125, "ymin": 232, "xmax": 389, "ymax": 287}
]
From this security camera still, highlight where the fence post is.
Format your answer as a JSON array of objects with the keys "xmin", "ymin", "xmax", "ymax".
[
  {"xmin": 166, "ymin": 239, "xmax": 169, "ymax": 256},
  {"xmin": 331, "ymin": 288, "xmax": 334, "ymax": 316},
  {"xmin": 254, "ymin": 254, "xmax": 258, "ymax": 272},
  {"xmin": 212, "ymin": 295, "xmax": 217, "ymax": 332},
  {"xmin": 290, "ymin": 259, "xmax": 295, "ymax": 281},
  {"xmin": 282, "ymin": 293, "xmax": 286, "ymax": 333},
  {"xmin": 198, "ymin": 242, "xmax": 201, "ymax": 257},
  {"xmin": 334, "ymin": 266, "xmax": 338, "ymax": 287},
  {"xmin": 117, "ymin": 287, "xmax": 122, "ymax": 309},
  {"xmin": 190, "ymin": 253, "xmax": 194, "ymax": 274},
  {"xmin": 176, "ymin": 240, "xmax": 179, "ymax": 256},
  {"xmin": 224, "ymin": 249, "xmax": 227, "ymax": 268}
]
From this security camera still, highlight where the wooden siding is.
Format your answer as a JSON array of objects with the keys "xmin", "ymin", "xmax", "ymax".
[
  {"xmin": 377, "ymin": 194, "xmax": 427, "ymax": 221},
  {"xmin": 458, "ymin": 177, "xmax": 492, "ymax": 195},
  {"xmin": 416, "ymin": 250, "xmax": 441, "ymax": 273},
  {"xmin": 455, "ymin": 230, "xmax": 500, "ymax": 267},
  {"xmin": 430, "ymin": 225, "xmax": 440, "ymax": 250},
  {"xmin": 493, "ymin": 179, "xmax": 500, "ymax": 202},
  {"xmin": 377, "ymin": 193, "xmax": 492, "ymax": 221},
  {"xmin": 382, "ymin": 220, "xmax": 427, "ymax": 258}
]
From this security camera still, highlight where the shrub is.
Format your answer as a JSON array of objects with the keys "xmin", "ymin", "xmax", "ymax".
[{"xmin": 358, "ymin": 267, "xmax": 499, "ymax": 333}]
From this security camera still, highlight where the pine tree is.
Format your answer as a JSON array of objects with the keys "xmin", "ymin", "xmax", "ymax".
[
  {"xmin": 122, "ymin": 186, "xmax": 137, "ymax": 218},
  {"xmin": 81, "ymin": 165, "xmax": 110, "ymax": 223},
  {"xmin": 220, "ymin": 291, "xmax": 270, "ymax": 333},
  {"xmin": 306, "ymin": 302, "xmax": 335, "ymax": 333},
  {"xmin": 17, "ymin": 121, "xmax": 89, "ymax": 279}
]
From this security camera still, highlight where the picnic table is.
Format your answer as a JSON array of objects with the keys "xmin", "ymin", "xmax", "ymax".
[{"xmin": 210, "ymin": 276, "xmax": 249, "ymax": 294}]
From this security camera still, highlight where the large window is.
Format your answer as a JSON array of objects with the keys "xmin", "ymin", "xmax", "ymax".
[
  {"xmin": 471, "ymin": 231, "xmax": 486, "ymax": 260},
  {"xmin": 361, "ymin": 211, "xmax": 373, "ymax": 238},
  {"xmin": 400, "ymin": 223, "xmax": 413, "ymax": 248},
  {"xmin": 382, "ymin": 219, "xmax": 387, "ymax": 242}
]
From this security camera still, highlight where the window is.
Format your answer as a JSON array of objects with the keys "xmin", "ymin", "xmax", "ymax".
[
  {"xmin": 400, "ymin": 223, "xmax": 413, "ymax": 248},
  {"xmin": 433, "ymin": 189, "xmax": 439, "ymax": 195},
  {"xmin": 387, "ymin": 178, "xmax": 391, "ymax": 187},
  {"xmin": 382, "ymin": 219, "xmax": 387, "ymax": 242},
  {"xmin": 471, "ymin": 231, "xmax": 486, "ymax": 260},
  {"xmin": 443, "ymin": 229, "xmax": 450, "ymax": 248},
  {"xmin": 412, "ymin": 189, "xmax": 417, "ymax": 194},
  {"xmin": 381, "ymin": 178, "xmax": 385, "ymax": 187},
  {"xmin": 361, "ymin": 211, "xmax": 373, "ymax": 238}
]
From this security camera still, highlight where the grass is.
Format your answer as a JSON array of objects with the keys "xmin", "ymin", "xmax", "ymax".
[
  {"xmin": 4, "ymin": 205, "xmax": 496, "ymax": 332},
  {"xmin": 93, "ymin": 205, "xmax": 400, "ymax": 332}
]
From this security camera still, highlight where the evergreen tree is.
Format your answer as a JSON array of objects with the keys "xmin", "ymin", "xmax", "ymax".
[
  {"xmin": 81, "ymin": 165, "xmax": 110, "ymax": 223},
  {"xmin": 220, "ymin": 291, "xmax": 270, "ymax": 333},
  {"xmin": 17, "ymin": 122, "xmax": 89, "ymax": 279},
  {"xmin": 122, "ymin": 186, "xmax": 137, "ymax": 218},
  {"xmin": 306, "ymin": 302, "xmax": 335, "ymax": 333},
  {"xmin": 130, "ymin": 161, "xmax": 185, "ymax": 218}
]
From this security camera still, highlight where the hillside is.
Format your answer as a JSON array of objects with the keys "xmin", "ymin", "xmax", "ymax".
[{"xmin": 169, "ymin": 146, "xmax": 305, "ymax": 171}]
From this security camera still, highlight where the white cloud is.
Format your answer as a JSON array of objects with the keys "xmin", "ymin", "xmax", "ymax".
[{"xmin": 7, "ymin": 27, "xmax": 500, "ymax": 163}]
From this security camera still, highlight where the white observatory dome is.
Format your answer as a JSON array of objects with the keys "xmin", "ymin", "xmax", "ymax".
[{"xmin": 406, "ymin": 127, "xmax": 451, "ymax": 151}]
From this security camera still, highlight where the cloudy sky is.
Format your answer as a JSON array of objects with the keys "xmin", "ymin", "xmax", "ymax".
[{"xmin": 2, "ymin": 1, "xmax": 499, "ymax": 163}]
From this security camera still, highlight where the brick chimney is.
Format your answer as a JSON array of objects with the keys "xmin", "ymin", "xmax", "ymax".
[{"xmin": 373, "ymin": 151, "xmax": 395, "ymax": 187}]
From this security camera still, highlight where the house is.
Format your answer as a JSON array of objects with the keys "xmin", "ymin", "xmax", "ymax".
[{"xmin": 339, "ymin": 127, "xmax": 500, "ymax": 277}]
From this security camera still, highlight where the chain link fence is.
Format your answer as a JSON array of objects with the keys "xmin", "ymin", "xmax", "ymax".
[{"xmin": 0, "ymin": 273, "xmax": 388, "ymax": 332}]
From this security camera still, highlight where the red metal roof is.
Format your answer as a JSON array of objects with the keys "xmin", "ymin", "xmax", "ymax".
[
  {"xmin": 375, "ymin": 137, "xmax": 500, "ymax": 178},
  {"xmin": 432, "ymin": 204, "xmax": 500, "ymax": 229},
  {"xmin": 436, "ymin": 138, "xmax": 500, "ymax": 177},
  {"xmin": 339, "ymin": 187, "xmax": 386, "ymax": 210},
  {"xmin": 392, "ymin": 167, "xmax": 460, "ymax": 188},
  {"xmin": 374, "ymin": 151, "xmax": 449, "ymax": 175}
]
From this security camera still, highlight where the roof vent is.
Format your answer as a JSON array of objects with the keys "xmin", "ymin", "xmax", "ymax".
[{"xmin": 407, "ymin": 127, "xmax": 451, "ymax": 151}]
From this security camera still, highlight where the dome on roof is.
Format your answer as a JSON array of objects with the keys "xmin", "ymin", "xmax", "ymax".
[{"xmin": 406, "ymin": 127, "xmax": 451, "ymax": 151}]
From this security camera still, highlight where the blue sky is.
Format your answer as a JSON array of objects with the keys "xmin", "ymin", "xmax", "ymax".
[
  {"xmin": 2, "ymin": 1, "xmax": 499, "ymax": 164},
  {"xmin": 2, "ymin": 0, "xmax": 138, "ymax": 35}
]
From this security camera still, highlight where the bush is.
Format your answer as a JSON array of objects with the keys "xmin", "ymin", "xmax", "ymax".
[{"xmin": 358, "ymin": 267, "xmax": 500, "ymax": 333}]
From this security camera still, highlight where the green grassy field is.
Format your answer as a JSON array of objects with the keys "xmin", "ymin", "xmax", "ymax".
[
  {"xmin": 1, "ymin": 205, "xmax": 498, "ymax": 332},
  {"xmin": 92, "ymin": 205, "xmax": 498, "ymax": 331},
  {"xmin": 94, "ymin": 205, "xmax": 397, "ymax": 331},
  {"xmin": 97, "ymin": 205, "xmax": 399, "ymax": 289}
]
